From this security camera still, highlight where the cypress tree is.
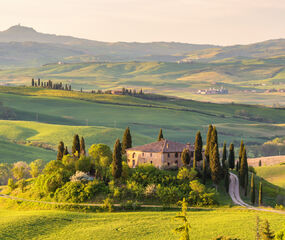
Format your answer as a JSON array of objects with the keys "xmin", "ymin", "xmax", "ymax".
[
  {"xmin": 193, "ymin": 151, "xmax": 197, "ymax": 170},
  {"xmin": 194, "ymin": 131, "xmax": 203, "ymax": 162},
  {"xmin": 63, "ymin": 146, "xmax": 69, "ymax": 155},
  {"xmin": 261, "ymin": 220, "xmax": 275, "ymax": 240},
  {"xmin": 80, "ymin": 137, "xmax": 86, "ymax": 156},
  {"xmin": 239, "ymin": 147, "xmax": 248, "ymax": 188},
  {"xmin": 205, "ymin": 124, "xmax": 213, "ymax": 164},
  {"xmin": 236, "ymin": 161, "xmax": 239, "ymax": 172},
  {"xmin": 210, "ymin": 126, "xmax": 218, "ymax": 155},
  {"xmin": 210, "ymin": 144, "xmax": 222, "ymax": 186},
  {"xmin": 259, "ymin": 182, "xmax": 263, "ymax": 206},
  {"xmin": 202, "ymin": 157, "xmax": 206, "ymax": 185},
  {"xmin": 228, "ymin": 143, "xmax": 235, "ymax": 169},
  {"xmin": 224, "ymin": 166, "xmax": 230, "ymax": 193},
  {"xmin": 31, "ymin": 78, "xmax": 34, "ymax": 87},
  {"xmin": 57, "ymin": 141, "xmax": 65, "ymax": 160},
  {"xmin": 158, "ymin": 128, "xmax": 164, "ymax": 141},
  {"xmin": 181, "ymin": 149, "xmax": 190, "ymax": 166},
  {"xmin": 250, "ymin": 174, "xmax": 255, "ymax": 205},
  {"xmin": 38, "ymin": 78, "xmax": 40, "ymax": 86},
  {"xmin": 72, "ymin": 134, "xmax": 80, "ymax": 157},
  {"xmin": 238, "ymin": 140, "xmax": 244, "ymax": 173},
  {"xmin": 222, "ymin": 142, "xmax": 227, "ymax": 169},
  {"xmin": 122, "ymin": 127, "xmax": 132, "ymax": 154},
  {"xmin": 112, "ymin": 139, "xmax": 122, "ymax": 179},
  {"xmin": 244, "ymin": 171, "xmax": 248, "ymax": 196}
]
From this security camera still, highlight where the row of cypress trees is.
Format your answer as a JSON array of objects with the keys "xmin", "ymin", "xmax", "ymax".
[{"xmin": 56, "ymin": 134, "xmax": 86, "ymax": 160}]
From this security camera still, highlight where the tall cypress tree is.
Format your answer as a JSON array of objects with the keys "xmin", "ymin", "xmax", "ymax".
[
  {"xmin": 210, "ymin": 126, "xmax": 218, "ymax": 155},
  {"xmin": 210, "ymin": 144, "xmax": 222, "ymax": 186},
  {"xmin": 181, "ymin": 149, "xmax": 190, "ymax": 166},
  {"xmin": 158, "ymin": 128, "xmax": 164, "ymax": 141},
  {"xmin": 194, "ymin": 131, "xmax": 203, "ymax": 162},
  {"xmin": 228, "ymin": 143, "xmax": 235, "ymax": 169},
  {"xmin": 205, "ymin": 124, "xmax": 213, "ymax": 164},
  {"xmin": 112, "ymin": 139, "xmax": 122, "ymax": 179},
  {"xmin": 80, "ymin": 136, "xmax": 86, "ymax": 156},
  {"xmin": 259, "ymin": 182, "xmax": 263, "ymax": 206},
  {"xmin": 238, "ymin": 140, "xmax": 244, "ymax": 173},
  {"xmin": 122, "ymin": 127, "xmax": 132, "ymax": 154},
  {"xmin": 202, "ymin": 157, "xmax": 206, "ymax": 185},
  {"xmin": 239, "ymin": 147, "xmax": 248, "ymax": 188},
  {"xmin": 193, "ymin": 151, "xmax": 197, "ymax": 170},
  {"xmin": 224, "ymin": 166, "xmax": 230, "ymax": 193},
  {"xmin": 31, "ymin": 78, "xmax": 34, "ymax": 87},
  {"xmin": 63, "ymin": 146, "xmax": 69, "ymax": 155},
  {"xmin": 72, "ymin": 134, "xmax": 80, "ymax": 157},
  {"xmin": 57, "ymin": 141, "xmax": 65, "ymax": 160},
  {"xmin": 222, "ymin": 142, "xmax": 227, "ymax": 173},
  {"xmin": 250, "ymin": 174, "xmax": 255, "ymax": 204}
]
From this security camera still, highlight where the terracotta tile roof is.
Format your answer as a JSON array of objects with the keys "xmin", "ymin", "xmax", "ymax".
[{"xmin": 126, "ymin": 139, "xmax": 194, "ymax": 153}]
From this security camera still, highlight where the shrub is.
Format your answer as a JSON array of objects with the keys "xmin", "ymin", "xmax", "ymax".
[
  {"xmin": 188, "ymin": 180, "xmax": 216, "ymax": 206},
  {"xmin": 248, "ymin": 166, "xmax": 256, "ymax": 174},
  {"xmin": 144, "ymin": 184, "xmax": 157, "ymax": 198},
  {"xmin": 54, "ymin": 181, "xmax": 86, "ymax": 203},
  {"xmin": 8, "ymin": 178, "xmax": 16, "ymax": 191},
  {"xmin": 101, "ymin": 197, "xmax": 113, "ymax": 212},
  {"xmin": 12, "ymin": 161, "xmax": 30, "ymax": 180},
  {"xmin": 177, "ymin": 167, "xmax": 197, "ymax": 181},
  {"xmin": 17, "ymin": 179, "xmax": 27, "ymax": 192},
  {"xmin": 156, "ymin": 185, "xmax": 184, "ymax": 205},
  {"xmin": 70, "ymin": 171, "xmax": 93, "ymax": 182},
  {"xmin": 29, "ymin": 159, "xmax": 44, "ymax": 178},
  {"xmin": 120, "ymin": 200, "xmax": 141, "ymax": 210}
]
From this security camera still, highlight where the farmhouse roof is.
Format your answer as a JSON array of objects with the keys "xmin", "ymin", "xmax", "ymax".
[{"xmin": 126, "ymin": 139, "xmax": 193, "ymax": 153}]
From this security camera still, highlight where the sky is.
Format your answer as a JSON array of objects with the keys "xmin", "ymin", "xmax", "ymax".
[{"xmin": 1, "ymin": 0, "xmax": 285, "ymax": 45}]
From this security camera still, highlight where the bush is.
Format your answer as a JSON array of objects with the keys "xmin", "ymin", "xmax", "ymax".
[
  {"xmin": 144, "ymin": 184, "xmax": 157, "ymax": 198},
  {"xmin": 17, "ymin": 179, "xmax": 27, "ymax": 192},
  {"xmin": 75, "ymin": 156, "xmax": 91, "ymax": 173},
  {"xmin": 101, "ymin": 197, "xmax": 113, "ymax": 212},
  {"xmin": 120, "ymin": 200, "xmax": 141, "ymax": 210},
  {"xmin": 70, "ymin": 171, "xmax": 93, "ymax": 183},
  {"xmin": 8, "ymin": 178, "xmax": 16, "ymax": 191},
  {"xmin": 248, "ymin": 166, "xmax": 256, "ymax": 174},
  {"xmin": 12, "ymin": 161, "xmax": 30, "ymax": 180},
  {"xmin": 177, "ymin": 167, "xmax": 197, "ymax": 181},
  {"xmin": 188, "ymin": 180, "xmax": 216, "ymax": 206},
  {"xmin": 55, "ymin": 179, "xmax": 108, "ymax": 203},
  {"xmin": 156, "ymin": 185, "xmax": 184, "ymax": 205}
]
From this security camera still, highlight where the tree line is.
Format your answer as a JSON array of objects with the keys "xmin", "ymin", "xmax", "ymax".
[{"xmin": 31, "ymin": 78, "xmax": 72, "ymax": 91}]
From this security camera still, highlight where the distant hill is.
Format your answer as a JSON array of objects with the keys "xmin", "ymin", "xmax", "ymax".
[{"xmin": 0, "ymin": 25, "xmax": 284, "ymax": 67}]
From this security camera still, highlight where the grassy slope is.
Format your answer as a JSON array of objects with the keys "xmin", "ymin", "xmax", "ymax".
[
  {"xmin": 1, "ymin": 89, "xmax": 285, "ymax": 144},
  {"xmin": 0, "ymin": 205, "xmax": 284, "ymax": 240},
  {"xmin": 1, "ymin": 58, "xmax": 285, "ymax": 105},
  {"xmin": 255, "ymin": 164, "xmax": 285, "ymax": 188},
  {"xmin": 0, "ymin": 139, "xmax": 56, "ymax": 164},
  {"xmin": 0, "ymin": 120, "xmax": 153, "ymax": 151}
]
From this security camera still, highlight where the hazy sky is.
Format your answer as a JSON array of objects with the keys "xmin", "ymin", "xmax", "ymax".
[{"xmin": 1, "ymin": 0, "xmax": 285, "ymax": 45}]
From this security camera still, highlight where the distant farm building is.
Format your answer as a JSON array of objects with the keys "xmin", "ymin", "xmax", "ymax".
[
  {"xmin": 111, "ymin": 90, "xmax": 123, "ymax": 95},
  {"xmin": 126, "ymin": 139, "xmax": 194, "ymax": 168},
  {"xmin": 197, "ymin": 87, "xmax": 228, "ymax": 95}
]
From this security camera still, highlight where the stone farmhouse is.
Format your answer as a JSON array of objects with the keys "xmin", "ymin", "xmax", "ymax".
[{"xmin": 126, "ymin": 139, "xmax": 194, "ymax": 168}]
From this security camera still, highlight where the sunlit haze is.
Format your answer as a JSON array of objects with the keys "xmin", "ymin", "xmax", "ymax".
[{"xmin": 1, "ymin": 0, "xmax": 285, "ymax": 45}]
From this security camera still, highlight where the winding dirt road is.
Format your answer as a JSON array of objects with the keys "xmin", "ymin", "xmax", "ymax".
[{"xmin": 229, "ymin": 172, "xmax": 285, "ymax": 214}]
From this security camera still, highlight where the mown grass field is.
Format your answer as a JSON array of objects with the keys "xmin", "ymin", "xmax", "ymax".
[
  {"xmin": 1, "ymin": 58, "xmax": 285, "ymax": 105},
  {"xmin": 1, "ymin": 87, "xmax": 285, "ymax": 162},
  {"xmin": 0, "ymin": 139, "xmax": 56, "ymax": 164},
  {"xmin": 255, "ymin": 164, "xmax": 285, "ymax": 188},
  {"xmin": 0, "ymin": 204, "xmax": 284, "ymax": 240}
]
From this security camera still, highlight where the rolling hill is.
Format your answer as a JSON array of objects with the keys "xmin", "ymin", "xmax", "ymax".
[
  {"xmin": 0, "ymin": 25, "xmax": 284, "ymax": 67},
  {"xmin": 1, "ymin": 86, "xmax": 285, "ymax": 162},
  {"xmin": 1, "ymin": 58, "xmax": 285, "ymax": 106}
]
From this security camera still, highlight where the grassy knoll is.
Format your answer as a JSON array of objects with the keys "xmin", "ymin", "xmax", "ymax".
[
  {"xmin": 0, "ymin": 120, "xmax": 152, "ymax": 151},
  {"xmin": 0, "ymin": 203, "xmax": 284, "ymax": 240},
  {"xmin": 0, "ymin": 139, "xmax": 55, "ymax": 164},
  {"xmin": 255, "ymin": 164, "xmax": 285, "ymax": 188},
  {"xmin": 1, "ymin": 88, "xmax": 285, "ymax": 159},
  {"xmin": 1, "ymin": 58, "xmax": 285, "ymax": 105}
]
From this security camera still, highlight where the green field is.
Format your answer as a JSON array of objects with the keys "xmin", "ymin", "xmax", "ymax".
[
  {"xmin": 1, "ymin": 58, "xmax": 285, "ymax": 106},
  {"xmin": 0, "ymin": 139, "xmax": 56, "ymax": 164},
  {"xmin": 255, "ymin": 164, "xmax": 285, "ymax": 188},
  {"xmin": 0, "ymin": 204, "xmax": 284, "ymax": 240},
  {"xmin": 1, "ymin": 87, "xmax": 285, "ymax": 162}
]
